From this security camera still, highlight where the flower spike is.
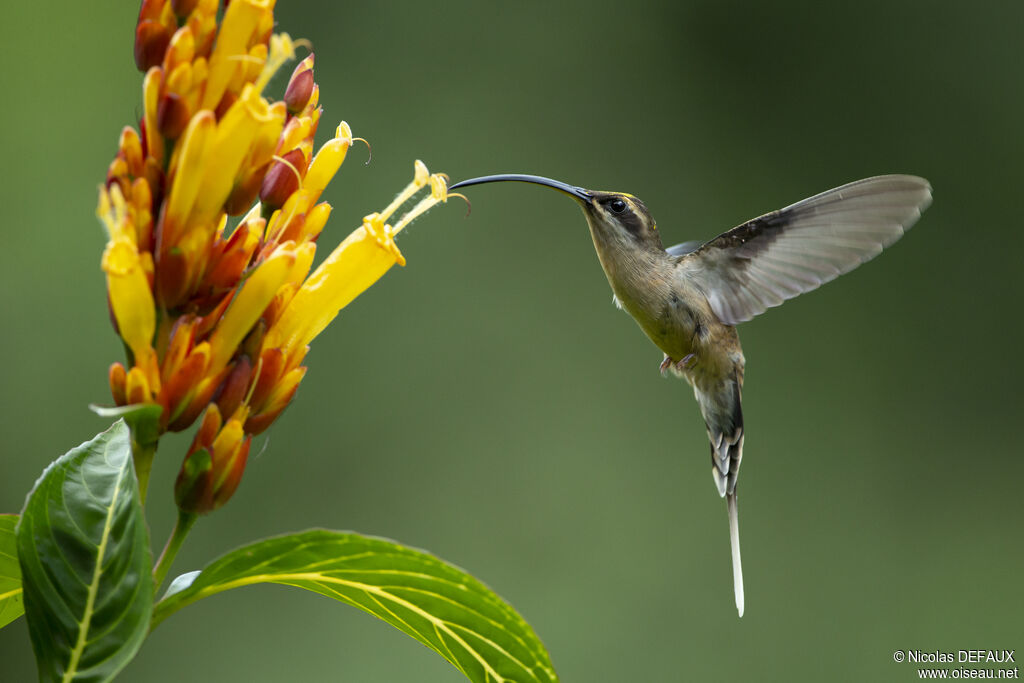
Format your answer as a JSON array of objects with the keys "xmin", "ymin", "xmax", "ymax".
[{"xmin": 101, "ymin": 1, "xmax": 453, "ymax": 513}]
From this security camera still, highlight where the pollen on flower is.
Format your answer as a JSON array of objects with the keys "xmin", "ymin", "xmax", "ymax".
[{"xmin": 102, "ymin": 0, "xmax": 453, "ymax": 513}]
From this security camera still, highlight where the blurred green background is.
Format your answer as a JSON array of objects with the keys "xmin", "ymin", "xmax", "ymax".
[{"xmin": 1, "ymin": 1, "xmax": 1021, "ymax": 681}]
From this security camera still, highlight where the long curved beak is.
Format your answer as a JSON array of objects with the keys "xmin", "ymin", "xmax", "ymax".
[{"xmin": 448, "ymin": 174, "xmax": 592, "ymax": 204}]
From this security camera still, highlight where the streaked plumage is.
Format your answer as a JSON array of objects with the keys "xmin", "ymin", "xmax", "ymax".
[{"xmin": 449, "ymin": 173, "xmax": 932, "ymax": 617}]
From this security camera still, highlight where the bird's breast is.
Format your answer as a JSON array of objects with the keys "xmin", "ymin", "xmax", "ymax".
[
  {"xmin": 590, "ymin": 235, "xmax": 738, "ymax": 377},
  {"xmin": 612, "ymin": 267, "xmax": 740, "ymax": 383},
  {"xmin": 613, "ymin": 276, "xmax": 709, "ymax": 362}
]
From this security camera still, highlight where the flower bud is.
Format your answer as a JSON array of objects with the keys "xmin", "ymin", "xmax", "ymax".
[
  {"xmin": 245, "ymin": 365, "xmax": 305, "ymax": 435},
  {"xmin": 109, "ymin": 363, "xmax": 128, "ymax": 406},
  {"xmin": 284, "ymin": 54, "xmax": 315, "ymax": 116},
  {"xmin": 259, "ymin": 148, "xmax": 306, "ymax": 210},
  {"xmin": 175, "ymin": 405, "xmax": 252, "ymax": 514},
  {"xmin": 135, "ymin": 21, "xmax": 171, "ymax": 71},
  {"xmin": 224, "ymin": 160, "xmax": 270, "ymax": 215},
  {"xmin": 170, "ymin": 0, "xmax": 198, "ymax": 20},
  {"xmin": 157, "ymin": 93, "xmax": 191, "ymax": 140},
  {"xmin": 126, "ymin": 366, "xmax": 153, "ymax": 405},
  {"xmin": 215, "ymin": 356, "xmax": 253, "ymax": 420},
  {"xmin": 119, "ymin": 127, "xmax": 145, "ymax": 177}
]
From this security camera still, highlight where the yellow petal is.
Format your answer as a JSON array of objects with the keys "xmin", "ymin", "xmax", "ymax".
[
  {"xmin": 200, "ymin": 0, "xmax": 268, "ymax": 111},
  {"xmin": 189, "ymin": 84, "xmax": 285, "ymax": 230},
  {"xmin": 304, "ymin": 122, "xmax": 353, "ymax": 197},
  {"xmin": 164, "ymin": 110, "xmax": 215, "ymax": 246},
  {"xmin": 142, "ymin": 67, "xmax": 164, "ymax": 167},
  {"xmin": 99, "ymin": 186, "xmax": 156, "ymax": 362},
  {"xmin": 289, "ymin": 241, "xmax": 316, "ymax": 285},
  {"xmin": 301, "ymin": 202, "xmax": 332, "ymax": 242},
  {"xmin": 103, "ymin": 241, "xmax": 156, "ymax": 360},
  {"xmin": 264, "ymin": 219, "xmax": 400, "ymax": 362},
  {"xmin": 207, "ymin": 246, "xmax": 297, "ymax": 374}
]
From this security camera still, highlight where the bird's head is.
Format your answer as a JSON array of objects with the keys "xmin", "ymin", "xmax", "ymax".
[{"xmin": 448, "ymin": 174, "xmax": 663, "ymax": 252}]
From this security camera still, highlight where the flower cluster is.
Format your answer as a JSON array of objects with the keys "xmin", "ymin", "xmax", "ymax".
[{"xmin": 100, "ymin": 0, "xmax": 451, "ymax": 513}]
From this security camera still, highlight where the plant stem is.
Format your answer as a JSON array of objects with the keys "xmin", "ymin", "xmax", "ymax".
[
  {"xmin": 132, "ymin": 439, "xmax": 157, "ymax": 506},
  {"xmin": 153, "ymin": 510, "xmax": 198, "ymax": 592}
]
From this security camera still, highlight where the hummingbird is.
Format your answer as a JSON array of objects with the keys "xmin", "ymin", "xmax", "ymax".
[{"xmin": 448, "ymin": 172, "xmax": 932, "ymax": 617}]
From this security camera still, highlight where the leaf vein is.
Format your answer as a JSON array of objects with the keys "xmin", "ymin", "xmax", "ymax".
[
  {"xmin": 0, "ymin": 587, "xmax": 23, "ymax": 601},
  {"xmin": 278, "ymin": 573, "xmax": 525, "ymax": 680},
  {"xmin": 60, "ymin": 441, "xmax": 126, "ymax": 683}
]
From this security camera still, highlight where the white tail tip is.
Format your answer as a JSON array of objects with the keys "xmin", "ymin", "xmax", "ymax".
[{"xmin": 728, "ymin": 494, "xmax": 745, "ymax": 617}]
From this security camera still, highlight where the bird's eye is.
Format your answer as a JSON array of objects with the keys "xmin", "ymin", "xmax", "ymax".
[{"xmin": 609, "ymin": 198, "xmax": 627, "ymax": 214}]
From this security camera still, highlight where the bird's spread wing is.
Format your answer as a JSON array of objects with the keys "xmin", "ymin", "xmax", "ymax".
[{"xmin": 676, "ymin": 175, "xmax": 932, "ymax": 325}]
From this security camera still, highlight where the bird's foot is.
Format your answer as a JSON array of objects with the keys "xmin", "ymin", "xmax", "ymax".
[
  {"xmin": 660, "ymin": 353, "xmax": 696, "ymax": 376},
  {"xmin": 676, "ymin": 353, "xmax": 696, "ymax": 370}
]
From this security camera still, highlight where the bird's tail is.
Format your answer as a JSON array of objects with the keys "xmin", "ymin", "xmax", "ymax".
[
  {"xmin": 728, "ymin": 492, "xmax": 744, "ymax": 618},
  {"xmin": 694, "ymin": 371, "xmax": 745, "ymax": 616}
]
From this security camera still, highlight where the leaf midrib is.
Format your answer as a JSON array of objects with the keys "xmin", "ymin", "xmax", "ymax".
[
  {"xmin": 0, "ymin": 587, "xmax": 22, "ymax": 601},
  {"xmin": 62, "ymin": 452, "xmax": 126, "ymax": 683},
  {"xmin": 174, "ymin": 571, "xmax": 533, "ymax": 682}
]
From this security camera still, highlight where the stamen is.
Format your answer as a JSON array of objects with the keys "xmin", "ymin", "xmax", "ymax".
[
  {"xmin": 392, "ymin": 174, "xmax": 450, "ymax": 235},
  {"xmin": 352, "ymin": 137, "xmax": 372, "ymax": 165},
  {"xmin": 448, "ymin": 192, "xmax": 471, "ymax": 217},
  {"xmin": 428, "ymin": 173, "xmax": 449, "ymax": 201},
  {"xmin": 378, "ymin": 160, "xmax": 431, "ymax": 223}
]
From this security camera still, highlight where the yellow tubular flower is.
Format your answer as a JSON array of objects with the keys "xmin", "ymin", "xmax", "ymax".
[
  {"xmin": 142, "ymin": 67, "xmax": 164, "ymax": 167},
  {"xmin": 264, "ymin": 162, "xmax": 450, "ymax": 365},
  {"xmin": 207, "ymin": 247, "xmax": 297, "ymax": 374},
  {"xmin": 188, "ymin": 83, "xmax": 284, "ymax": 230},
  {"xmin": 199, "ymin": 0, "xmax": 271, "ymax": 111},
  {"xmin": 99, "ymin": 185, "xmax": 156, "ymax": 366},
  {"xmin": 163, "ymin": 111, "xmax": 215, "ymax": 244},
  {"xmin": 304, "ymin": 122, "xmax": 353, "ymax": 197}
]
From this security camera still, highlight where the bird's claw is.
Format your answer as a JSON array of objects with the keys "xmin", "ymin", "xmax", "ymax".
[{"xmin": 660, "ymin": 353, "xmax": 696, "ymax": 376}]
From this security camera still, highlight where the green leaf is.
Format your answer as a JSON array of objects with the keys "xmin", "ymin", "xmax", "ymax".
[
  {"xmin": 88, "ymin": 403, "xmax": 162, "ymax": 450},
  {"xmin": 88, "ymin": 403, "xmax": 162, "ymax": 504},
  {"xmin": 0, "ymin": 514, "xmax": 24, "ymax": 628},
  {"xmin": 17, "ymin": 420, "xmax": 154, "ymax": 683},
  {"xmin": 154, "ymin": 530, "xmax": 558, "ymax": 683}
]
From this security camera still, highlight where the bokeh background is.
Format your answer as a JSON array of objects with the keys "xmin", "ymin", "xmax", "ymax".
[{"xmin": 1, "ymin": 1, "xmax": 1021, "ymax": 681}]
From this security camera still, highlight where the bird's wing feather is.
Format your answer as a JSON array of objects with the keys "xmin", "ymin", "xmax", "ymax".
[
  {"xmin": 677, "ymin": 175, "xmax": 932, "ymax": 325},
  {"xmin": 665, "ymin": 240, "xmax": 704, "ymax": 257}
]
